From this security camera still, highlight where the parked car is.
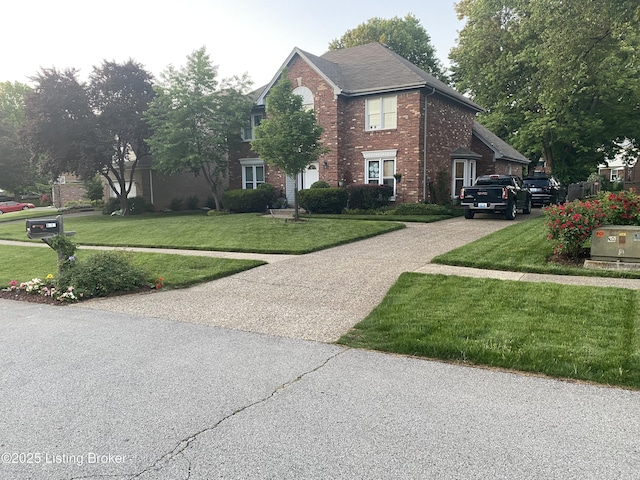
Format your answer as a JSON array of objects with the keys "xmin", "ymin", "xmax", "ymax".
[
  {"xmin": 523, "ymin": 176, "xmax": 566, "ymax": 206},
  {"xmin": 0, "ymin": 201, "xmax": 35, "ymax": 214},
  {"xmin": 460, "ymin": 174, "xmax": 532, "ymax": 220}
]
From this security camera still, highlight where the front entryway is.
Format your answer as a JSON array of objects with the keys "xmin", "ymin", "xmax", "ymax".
[{"xmin": 286, "ymin": 162, "xmax": 319, "ymax": 205}]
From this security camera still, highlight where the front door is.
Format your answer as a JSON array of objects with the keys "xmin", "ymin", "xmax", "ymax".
[{"xmin": 286, "ymin": 162, "xmax": 320, "ymax": 205}]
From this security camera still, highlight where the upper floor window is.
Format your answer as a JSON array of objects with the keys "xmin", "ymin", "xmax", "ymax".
[
  {"xmin": 292, "ymin": 86, "xmax": 314, "ymax": 111},
  {"xmin": 242, "ymin": 113, "xmax": 262, "ymax": 141},
  {"xmin": 366, "ymin": 95, "xmax": 397, "ymax": 131}
]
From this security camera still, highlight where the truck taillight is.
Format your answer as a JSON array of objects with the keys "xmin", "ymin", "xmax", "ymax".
[
  {"xmin": 460, "ymin": 188, "xmax": 465, "ymax": 198},
  {"xmin": 502, "ymin": 187, "xmax": 508, "ymax": 200}
]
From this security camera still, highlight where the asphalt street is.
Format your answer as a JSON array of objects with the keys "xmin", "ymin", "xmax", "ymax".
[{"xmin": 1, "ymin": 303, "xmax": 638, "ymax": 480}]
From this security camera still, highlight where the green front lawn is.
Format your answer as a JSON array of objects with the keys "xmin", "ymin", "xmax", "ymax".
[
  {"xmin": 432, "ymin": 216, "xmax": 640, "ymax": 279},
  {"xmin": 0, "ymin": 245, "xmax": 264, "ymax": 289},
  {"xmin": 339, "ymin": 273, "xmax": 640, "ymax": 389},
  {"xmin": 0, "ymin": 212, "xmax": 404, "ymax": 254}
]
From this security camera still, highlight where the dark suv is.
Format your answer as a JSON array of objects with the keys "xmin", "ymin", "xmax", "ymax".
[{"xmin": 523, "ymin": 176, "xmax": 566, "ymax": 206}]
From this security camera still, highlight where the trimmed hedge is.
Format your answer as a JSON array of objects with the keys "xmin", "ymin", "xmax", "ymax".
[
  {"xmin": 298, "ymin": 187, "xmax": 348, "ymax": 214},
  {"xmin": 222, "ymin": 188, "xmax": 271, "ymax": 213},
  {"xmin": 310, "ymin": 180, "xmax": 330, "ymax": 189},
  {"xmin": 347, "ymin": 184, "xmax": 394, "ymax": 210},
  {"xmin": 393, "ymin": 203, "xmax": 454, "ymax": 216}
]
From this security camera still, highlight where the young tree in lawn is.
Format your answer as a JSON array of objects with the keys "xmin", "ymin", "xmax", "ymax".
[
  {"xmin": 22, "ymin": 62, "xmax": 155, "ymax": 214},
  {"xmin": 145, "ymin": 47, "xmax": 253, "ymax": 211},
  {"xmin": 251, "ymin": 73, "xmax": 329, "ymax": 221}
]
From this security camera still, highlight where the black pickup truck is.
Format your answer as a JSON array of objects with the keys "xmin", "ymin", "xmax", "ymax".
[{"xmin": 460, "ymin": 174, "xmax": 532, "ymax": 220}]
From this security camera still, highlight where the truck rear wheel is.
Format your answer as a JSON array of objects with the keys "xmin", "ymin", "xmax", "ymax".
[
  {"xmin": 505, "ymin": 202, "xmax": 516, "ymax": 220},
  {"xmin": 523, "ymin": 197, "xmax": 532, "ymax": 214},
  {"xmin": 464, "ymin": 208, "xmax": 475, "ymax": 219}
]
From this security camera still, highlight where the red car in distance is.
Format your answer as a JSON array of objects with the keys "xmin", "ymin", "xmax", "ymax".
[{"xmin": 0, "ymin": 201, "xmax": 35, "ymax": 214}]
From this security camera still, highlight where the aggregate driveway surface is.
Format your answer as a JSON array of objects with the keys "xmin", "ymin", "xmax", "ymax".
[
  {"xmin": 1, "ymin": 303, "xmax": 639, "ymax": 480},
  {"xmin": 2, "ymin": 211, "xmax": 640, "ymax": 479}
]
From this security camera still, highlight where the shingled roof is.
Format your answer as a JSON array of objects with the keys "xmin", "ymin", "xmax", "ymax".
[
  {"xmin": 473, "ymin": 121, "xmax": 529, "ymax": 164},
  {"xmin": 256, "ymin": 43, "xmax": 483, "ymax": 112}
]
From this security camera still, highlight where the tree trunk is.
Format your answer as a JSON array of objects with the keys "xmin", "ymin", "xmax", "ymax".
[{"xmin": 293, "ymin": 175, "xmax": 299, "ymax": 221}]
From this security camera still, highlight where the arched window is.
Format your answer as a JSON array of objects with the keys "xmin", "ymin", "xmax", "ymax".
[{"xmin": 293, "ymin": 86, "xmax": 314, "ymax": 111}]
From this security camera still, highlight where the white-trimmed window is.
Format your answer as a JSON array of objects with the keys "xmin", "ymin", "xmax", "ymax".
[
  {"xmin": 452, "ymin": 159, "xmax": 476, "ymax": 199},
  {"xmin": 363, "ymin": 150, "xmax": 397, "ymax": 197},
  {"xmin": 240, "ymin": 158, "xmax": 265, "ymax": 189},
  {"xmin": 366, "ymin": 95, "xmax": 397, "ymax": 131},
  {"xmin": 292, "ymin": 86, "xmax": 314, "ymax": 111},
  {"xmin": 242, "ymin": 113, "xmax": 262, "ymax": 141}
]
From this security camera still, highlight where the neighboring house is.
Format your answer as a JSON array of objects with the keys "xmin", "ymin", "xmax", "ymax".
[
  {"xmin": 229, "ymin": 42, "xmax": 529, "ymax": 204},
  {"xmin": 103, "ymin": 154, "xmax": 214, "ymax": 211},
  {"xmin": 598, "ymin": 157, "xmax": 636, "ymax": 183},
  {"xmin": 51, "ymin": 174, "xmax": 87, "ymax": 208}
]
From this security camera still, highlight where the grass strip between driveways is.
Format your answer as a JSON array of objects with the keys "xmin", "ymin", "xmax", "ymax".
[
  {"xmin": 338, "ymin": 273, "xmax": 640, "ymax": 390},
  {"xmin": 0, "ymin": 245, "xmax": 265, "ymax": 289},
  {"xmin": 0, "ymin": 212, "xmax": 404, "ymax": 254},
  {"xmin": 432, "ymin": 216, "xmax": 640, "ymax": 279}
]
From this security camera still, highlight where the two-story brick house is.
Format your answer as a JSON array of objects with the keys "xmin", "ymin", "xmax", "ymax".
[{"xmin": 230, "ymin": 42, "xmax": 528, "ymax": 205}]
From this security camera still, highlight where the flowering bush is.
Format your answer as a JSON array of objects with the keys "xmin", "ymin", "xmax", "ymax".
[
  {"xmin": 598, "ymin": 190, "xmax": 640, "ymax": 225},
  {"xmin": 544, "ymin": 189, "xmax": 640, "ymax": 258},
  {"xmin": 544, "ymin": 199, "xmax": 607, "ymax": 257}
]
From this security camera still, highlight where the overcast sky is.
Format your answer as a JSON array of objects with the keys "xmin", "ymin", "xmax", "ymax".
[{"xmin": 2, "ymin": 0, "xmax": 464, "ymax": 88}]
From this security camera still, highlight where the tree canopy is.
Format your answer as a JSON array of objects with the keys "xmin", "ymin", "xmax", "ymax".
[
  {"xmin": 251, "ymin": 72, "xmax": 328, "ymax": 220},
  {"xmin": 22, "ymin": 61, "xmax": 155, "ymax": 213},
  {"xmin": 450, "ymin": 0, "xmax": 640, "ymax": 183},
  {"xmin": 329, "ymin": 14, "xmax": 447, "ymax": 82},
  {"xmin": 145, "ymin": 47, "xmax": 253, "ymax": 210},
  {"xmin": 0, "ymin": 81, "xmax": 41, "ymax": 196}
]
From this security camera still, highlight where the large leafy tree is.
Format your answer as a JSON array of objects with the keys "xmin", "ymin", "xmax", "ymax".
[
  {"xmin": 0, "ymin": 81, "xmax": 41, "ymax": 196},
  {"xmin": 145, "ymin": 47, "xmax": 253, "ymax": 211},
  {"xmin": 22, "ymin": 61, "xmax": 155, "ymax": 214},
  {"xmin": 329, "ymin": 13, "xmax": 447, "ymax": 82},
  {"xmin": 450, "ymin": 0, "xmax": 640, "ymax": 183},
  {"xmin": 251, "ymin": 73, "xmax": 329, "ymax": 221}
]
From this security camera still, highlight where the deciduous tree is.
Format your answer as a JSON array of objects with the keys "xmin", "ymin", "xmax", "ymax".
[
  {"xmin": 329, "ymin": 14, "xmax": 447, "ymax": 81},
  {"xmin": 251, "ymin": 73, "xmax": 329, "ymax": 221},
  {"xmin": 450, "ymin": 0, "xmax": 640, "ymax": 183},
  {"xmin": 145, "ymin": 47, "xmax": 253, "ymax": 211}
]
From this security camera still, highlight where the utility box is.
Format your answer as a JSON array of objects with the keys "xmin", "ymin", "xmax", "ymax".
[
  {"xmin": 590, "ymin": 226, "xmax": 640, "ymax": 263},
  {"xmin": 26, "ymin": 219, "xmax": 60, "ymax": 239}
]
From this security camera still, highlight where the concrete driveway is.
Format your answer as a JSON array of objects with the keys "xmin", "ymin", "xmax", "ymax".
[{"xmin": 2, "ymin": 211, "xmax": 639, "ymax": 479}]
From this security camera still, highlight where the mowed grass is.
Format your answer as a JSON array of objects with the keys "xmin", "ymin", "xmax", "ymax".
[
  {"xmin": 338, "ymin": 273, "xmax": 640, "ymax": 389},
  {"xmin": 432, "ymin": 216, "xmax": 640, "ymax": 279},
  {"xmin": 0, "ymin": 212, "xmax": 404, "ymax": 254},
  {"xmin": 0, "ymin": 245, "xmax": 264, "ymax": 289}
]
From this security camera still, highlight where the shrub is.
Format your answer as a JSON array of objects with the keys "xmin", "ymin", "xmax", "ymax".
[
  {"xmin": 310, "ymin": 180, "xmax": 330, "ymax": 189},
  {"xmin": 346, "ymin": 184, "xmax": 394, "ymax": 210},
  {"xmin": 186, "ymin": 196, "xmax": 199, "ymax": 210},
  {"xmin": 222, "ymin": 189, "xmax": 270, "ymax": 213},
  {"xmin": 170, "ymin": 198, "xmax": 184, "ymax": 211},
  {"xmin": 83, "ymin": 175, "xmax": 104, "ymax": 201},
  {"xmin": 298, "ymin": 187, "xmax": 348, "ymax": 214},
  {"xmin": 598, "ymin": 190, "xmax": 640, "ymax": 225},
  {"xmin": 257, "ymin": 183, "xmax": 277, "ymax": 207},
  {"xmin": 393, "ymin": 203, "xmax": 453, "ymax": 216},
  {"xmin": 56, "ymin": 251, "xmax": 150, "ymax": 299},
  {"xmin": 544, "ymin": 199, "xmax": 607, "ymax": 257},
  {"xmin": 102, "ymin": 196, "xmax": 152, "ymax": 215}
]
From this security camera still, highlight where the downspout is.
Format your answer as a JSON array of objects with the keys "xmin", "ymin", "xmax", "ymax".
[{"xmin": 423, "ymin": 87, "xmax": 436, "ymax": 202}]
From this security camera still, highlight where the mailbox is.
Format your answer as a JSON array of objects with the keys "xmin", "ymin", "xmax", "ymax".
[
  {"xmin": 590, "ymin": 226, "xmax": 640, "ymax": 263},
  {"xmin": 26, "ymin": 219, "xmax": 60, "ymax": 239}
]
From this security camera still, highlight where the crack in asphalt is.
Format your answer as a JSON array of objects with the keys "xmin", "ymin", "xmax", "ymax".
[{"xmin": 118, "ymin": 348, "xmax": 348, "ymax": 480}]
